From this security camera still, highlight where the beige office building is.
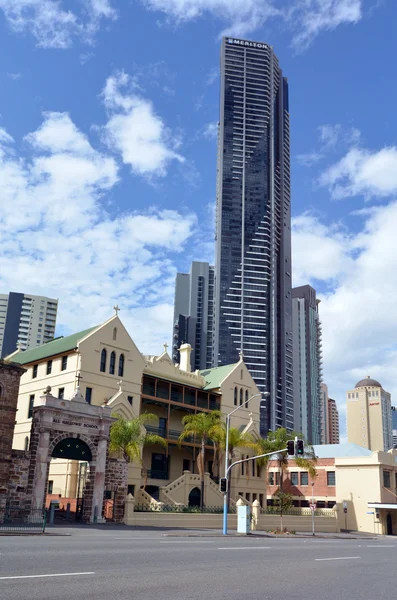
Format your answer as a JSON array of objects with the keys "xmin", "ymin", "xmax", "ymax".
[{"xmin": 346, "ymin": 376, "xmax": 393, "ymax": 451}]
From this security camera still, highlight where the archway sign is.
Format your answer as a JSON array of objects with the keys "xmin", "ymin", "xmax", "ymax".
[{"xmin": 27, "ymin": 386, "xmax": 115, "ymax": 523}]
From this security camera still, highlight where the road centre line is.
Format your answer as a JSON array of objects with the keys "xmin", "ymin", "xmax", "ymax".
[
  {"xmin": 315, "ymin": 556, "xmax": 361, "ymax": 562},
  {"xmin": 160, "ymin": 541, "xmax": 214, "ymax": 544},
  {"xmin": 366, "ymin": 545, "xmax": 397, "ymax": 548},
  {"xmin": 218, "ymin": 547, "xmax": 271, "ymax": 550},
  {"xmin": 0, "ymin": 572, "xmax": 95, "ymax": 581}
]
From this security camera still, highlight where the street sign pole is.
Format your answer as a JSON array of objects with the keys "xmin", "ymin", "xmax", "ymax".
[{"xmin": 311, "ymin": 482, "xmax": 315, "ymax": 537}]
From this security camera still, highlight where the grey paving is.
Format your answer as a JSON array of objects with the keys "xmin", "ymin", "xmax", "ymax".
[{"xmin": 1, "ymin": 527, "xmax": 396, "ymax": 600}]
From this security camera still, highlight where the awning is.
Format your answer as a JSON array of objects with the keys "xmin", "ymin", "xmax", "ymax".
[{"xmin": 368, "ymin": 502, "xmax": 397, "ymax": 510}]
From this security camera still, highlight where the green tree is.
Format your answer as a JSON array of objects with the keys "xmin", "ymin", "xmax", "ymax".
[
  {"xmin": 273, "ymin": 490, "xmax": 293, "ymax": 532},
  {"xmin": 252, "ymin": 436, "xmax": 276, "ymax": 506},
  {"xmin": 265, "ymin": 428, "xmax": 317, "ymax": 492},
  {"xmin": 109, "ymin": 414, "xmax": 167, "ymax": 490},
  {"xmin": 218, "ymin": 426, "xmax": 256, "ymax": 504},
  {"xmin": 178, "ymin": 411, "xmax": 222, "ymax": 508}
]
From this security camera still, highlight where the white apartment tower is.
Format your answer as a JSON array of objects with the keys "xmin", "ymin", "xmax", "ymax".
[{"xmin": 0, "ymin": 292, "xmax": 58, "ymax": 357}]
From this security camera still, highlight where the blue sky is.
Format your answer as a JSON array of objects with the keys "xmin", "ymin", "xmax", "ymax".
[{"xmin": 1, "ymin": 0, "xmax": 397, "ymax": 433}]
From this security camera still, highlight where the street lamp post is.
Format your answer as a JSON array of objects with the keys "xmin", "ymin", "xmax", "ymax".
[{"xmin": 222, "ymin": 391, "xmax": 270, "ymax": 536}]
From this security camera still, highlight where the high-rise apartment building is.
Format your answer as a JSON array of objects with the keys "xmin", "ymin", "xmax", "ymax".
[
  {"xmin": 172, "ymin": 262, "xmax": 214, "ymax": 370},
  {"xmin": 319, "ymin": 383, "xmax": 339, "ymax": 444},
  {"xmin": 213, "ymin": 37, "xmax": 293, "ymax": 435},
  {"xmin": 292, "ymin": 285, "xmax": 322, "ymax": 444},
  {"xmin": 320, "ymin": 383, "xmax": 329, "ymax": 444},
  {"xmin": 327, "ymin": 397, "xmax": 339, "ymax": 444},
  {"xmin": 346, "ymin": 377, "xmax": 393, "ymax": 451},
  {"xmin": 392, "ymin": 406, "xmax": 397, "ymax": 449},
  {"xmin": 0, "ymin": 292, "xmax": 58, "ymax": 358}
]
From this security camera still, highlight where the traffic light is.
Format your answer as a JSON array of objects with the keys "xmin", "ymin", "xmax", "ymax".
[
  {"xmin": 287, "ymin": 440, "xmax": 295, "ymax": 456},
  {"xmin": 219, "ymin": 477, "xmax": 228, "ymax": 493},
  {"xmin": 296, "ymin": 439, "xmax": 304, "ymax": 455}
]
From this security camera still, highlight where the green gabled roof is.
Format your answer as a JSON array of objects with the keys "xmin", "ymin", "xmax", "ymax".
[
  {"xmin": 200, "ymin": 363, "xmax": 237, "ymax": 391},
  {"xmin": 10, "ymin": 326, "xmax": 98, "ymax": 365}
]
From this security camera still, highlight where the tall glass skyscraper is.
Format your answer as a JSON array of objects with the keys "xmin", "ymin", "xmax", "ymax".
[{"xmin": 213, "ymin": 38, "xmax": 293, "ymax": 435}]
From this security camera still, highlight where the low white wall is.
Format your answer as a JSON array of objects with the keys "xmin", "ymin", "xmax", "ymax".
[{"xmin": 124, "ymin": 510, "xmax": 338, "ymax": 532}]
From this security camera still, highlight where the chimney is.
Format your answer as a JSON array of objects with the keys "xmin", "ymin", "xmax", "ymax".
[{"xmin": 179, "ymin": 343, "xmax": 192, "ymax": 373}]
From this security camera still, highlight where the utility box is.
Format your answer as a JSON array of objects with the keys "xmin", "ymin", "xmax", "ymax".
[{"xmin": 237, "ymin": 504, "xmax": 251, "ymax": 534}]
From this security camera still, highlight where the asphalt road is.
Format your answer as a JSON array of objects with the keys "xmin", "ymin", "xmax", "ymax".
[{"xmin": 1, "ymin": 528, "xmax": 396, "ymax": 600}]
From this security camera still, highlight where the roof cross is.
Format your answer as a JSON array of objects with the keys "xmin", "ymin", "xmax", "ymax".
[{"xmin": 113, "ymin": 304, "xmax": 120, "ymax": 316}]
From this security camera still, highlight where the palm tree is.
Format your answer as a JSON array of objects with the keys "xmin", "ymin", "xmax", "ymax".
[
  {"xmin": 265, "ymin": 428, "xmax": 317, "ymax": 492},
  {"xmin": 109, "ymin": 414, "xmax": 167, "ymax": 490},
  {"xmin": 178, "ymin": 411, "xmax": 222, "ymax": 508},
  {"xmin": 217, "ymin": 426, "xmax": 256, "ymax": 505}
]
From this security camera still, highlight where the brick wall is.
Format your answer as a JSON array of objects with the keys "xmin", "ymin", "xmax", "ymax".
[{"xmin": 267, "ymin": 457, "xmax": 336, "ymax": 506}]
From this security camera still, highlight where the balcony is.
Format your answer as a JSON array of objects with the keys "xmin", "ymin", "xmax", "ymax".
[
  {"xmin": 145, "ymin": 470, "xmax": 169, "ymax": 480},
  {"xmin": 145, "ymin": 425, "xmax": 167, "ymax": 437}
]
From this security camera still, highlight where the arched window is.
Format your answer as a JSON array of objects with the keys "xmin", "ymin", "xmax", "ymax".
[
  {"xmin": 245, "ymin": 389, "xmax": 249, "ymax": 408},
  {"xmin": 239, "ymin": 388, "xmax": 243, "ymax": 406},
  {"xmin": 118, "ymin": 354, "xmax": 124, "ymax": 377},
  {"xmin": 113, "ymin": 327, "xmax": 117, "ymax": 341},
  {"xmin": 24, "ymin": 436, "xmax": 29, "ymax": 451},
  {"xmin": 109, "ymin": 351, "xmax": 116, "ymax": 375},
  {"xmin": 234, "ymin": 387, "xmax": 237, "ymax": 406},
  {"xmin": 100, "ymin": 349, "xmax": 107, "ymax": 373}
]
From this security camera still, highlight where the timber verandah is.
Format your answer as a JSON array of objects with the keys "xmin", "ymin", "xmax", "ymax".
[{"xmin": 141, "ymin": 375, "xmax": 221, "ymax": 483}]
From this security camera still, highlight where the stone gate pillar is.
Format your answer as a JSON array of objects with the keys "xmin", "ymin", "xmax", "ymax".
[
  {"xmin": 30, "ymin": 429, "xmax": 51, "ymax": 511},
  {"xmin": 91, "ymin": 437, "xmax": 108, "ymax": 522},
  {"xmin": 0, "ymin": 362, "xmax": 26, "ymax": 516}
]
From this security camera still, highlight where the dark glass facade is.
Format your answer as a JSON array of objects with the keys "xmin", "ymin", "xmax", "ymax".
[{"xmin": 213, "ymin": 38, "xmax": 293, "ymax": 434}]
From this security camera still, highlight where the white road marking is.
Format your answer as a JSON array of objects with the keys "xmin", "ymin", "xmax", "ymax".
[
  {"xmin": 0, "ymin": 572, "xmax": 95, "ymax": 581},
  {"xmin": 218, "ymin": 546, "xmax": 271, "ymax": 550},
  {"xmin": 160, "ymin": 541, "xmax": 214, "ymax": 544},
  {"xmin": 366, "ymin": 545, "xmax": 396, "ymax": 548},
  {"xmin": 315, "ymin": 556, "xmax": 361, "ymax": 561}
]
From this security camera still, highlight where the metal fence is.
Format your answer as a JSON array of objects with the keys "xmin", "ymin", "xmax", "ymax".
[
  {"xmin": 260, "ymin": 507, "xmax": 335, "ymax": 517},
  {"xmin": 134, "ymin": 504, "xmax": 236, "ymax": 514},
  {"xmin": 0, "ymin": 509, "xmax": 46, "ymax": 533}
]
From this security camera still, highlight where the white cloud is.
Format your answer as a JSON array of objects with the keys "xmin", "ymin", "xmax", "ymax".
[
  {"xmin": 297, "ymin": 124, "xmax": 361, "ymax": 167},
  {"xmin": 319, "ymin": 146, "xmax": 397, "ymax": 199},
  {"xmin": 0, "ymin": 110, "xmax": 196, "ymax": 354},
  {"xmin": 140, "ymin": 0, "xmax": 362, "ymax": 47},
  {"xmin": 0, "ymin": 0, "xmax": 117, "ymax": 49},
  {"xmin": 7, "ymin": 72, "xmax": 22, "ymax": 80},
  {"xmin": 101, "ymin": 71, "xmax": 184, "ymax": 177},
  {"xmin": 292, "ymin": 214, "xmax": 352, "ymax": 285},
  {"xmin": 202, "ymin": 122, "xmax": 218, "ymax": 140},
  {"xmin": 290, "ymin": 0, "xmax": 362, "ymax": 50},
  {"xmin": 295, "ymin": 152, "xmax": 324, "ymax": 167},
  {"xmin": 293, "ymin": 202, "xmax": 397, "ymax": 432}
]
